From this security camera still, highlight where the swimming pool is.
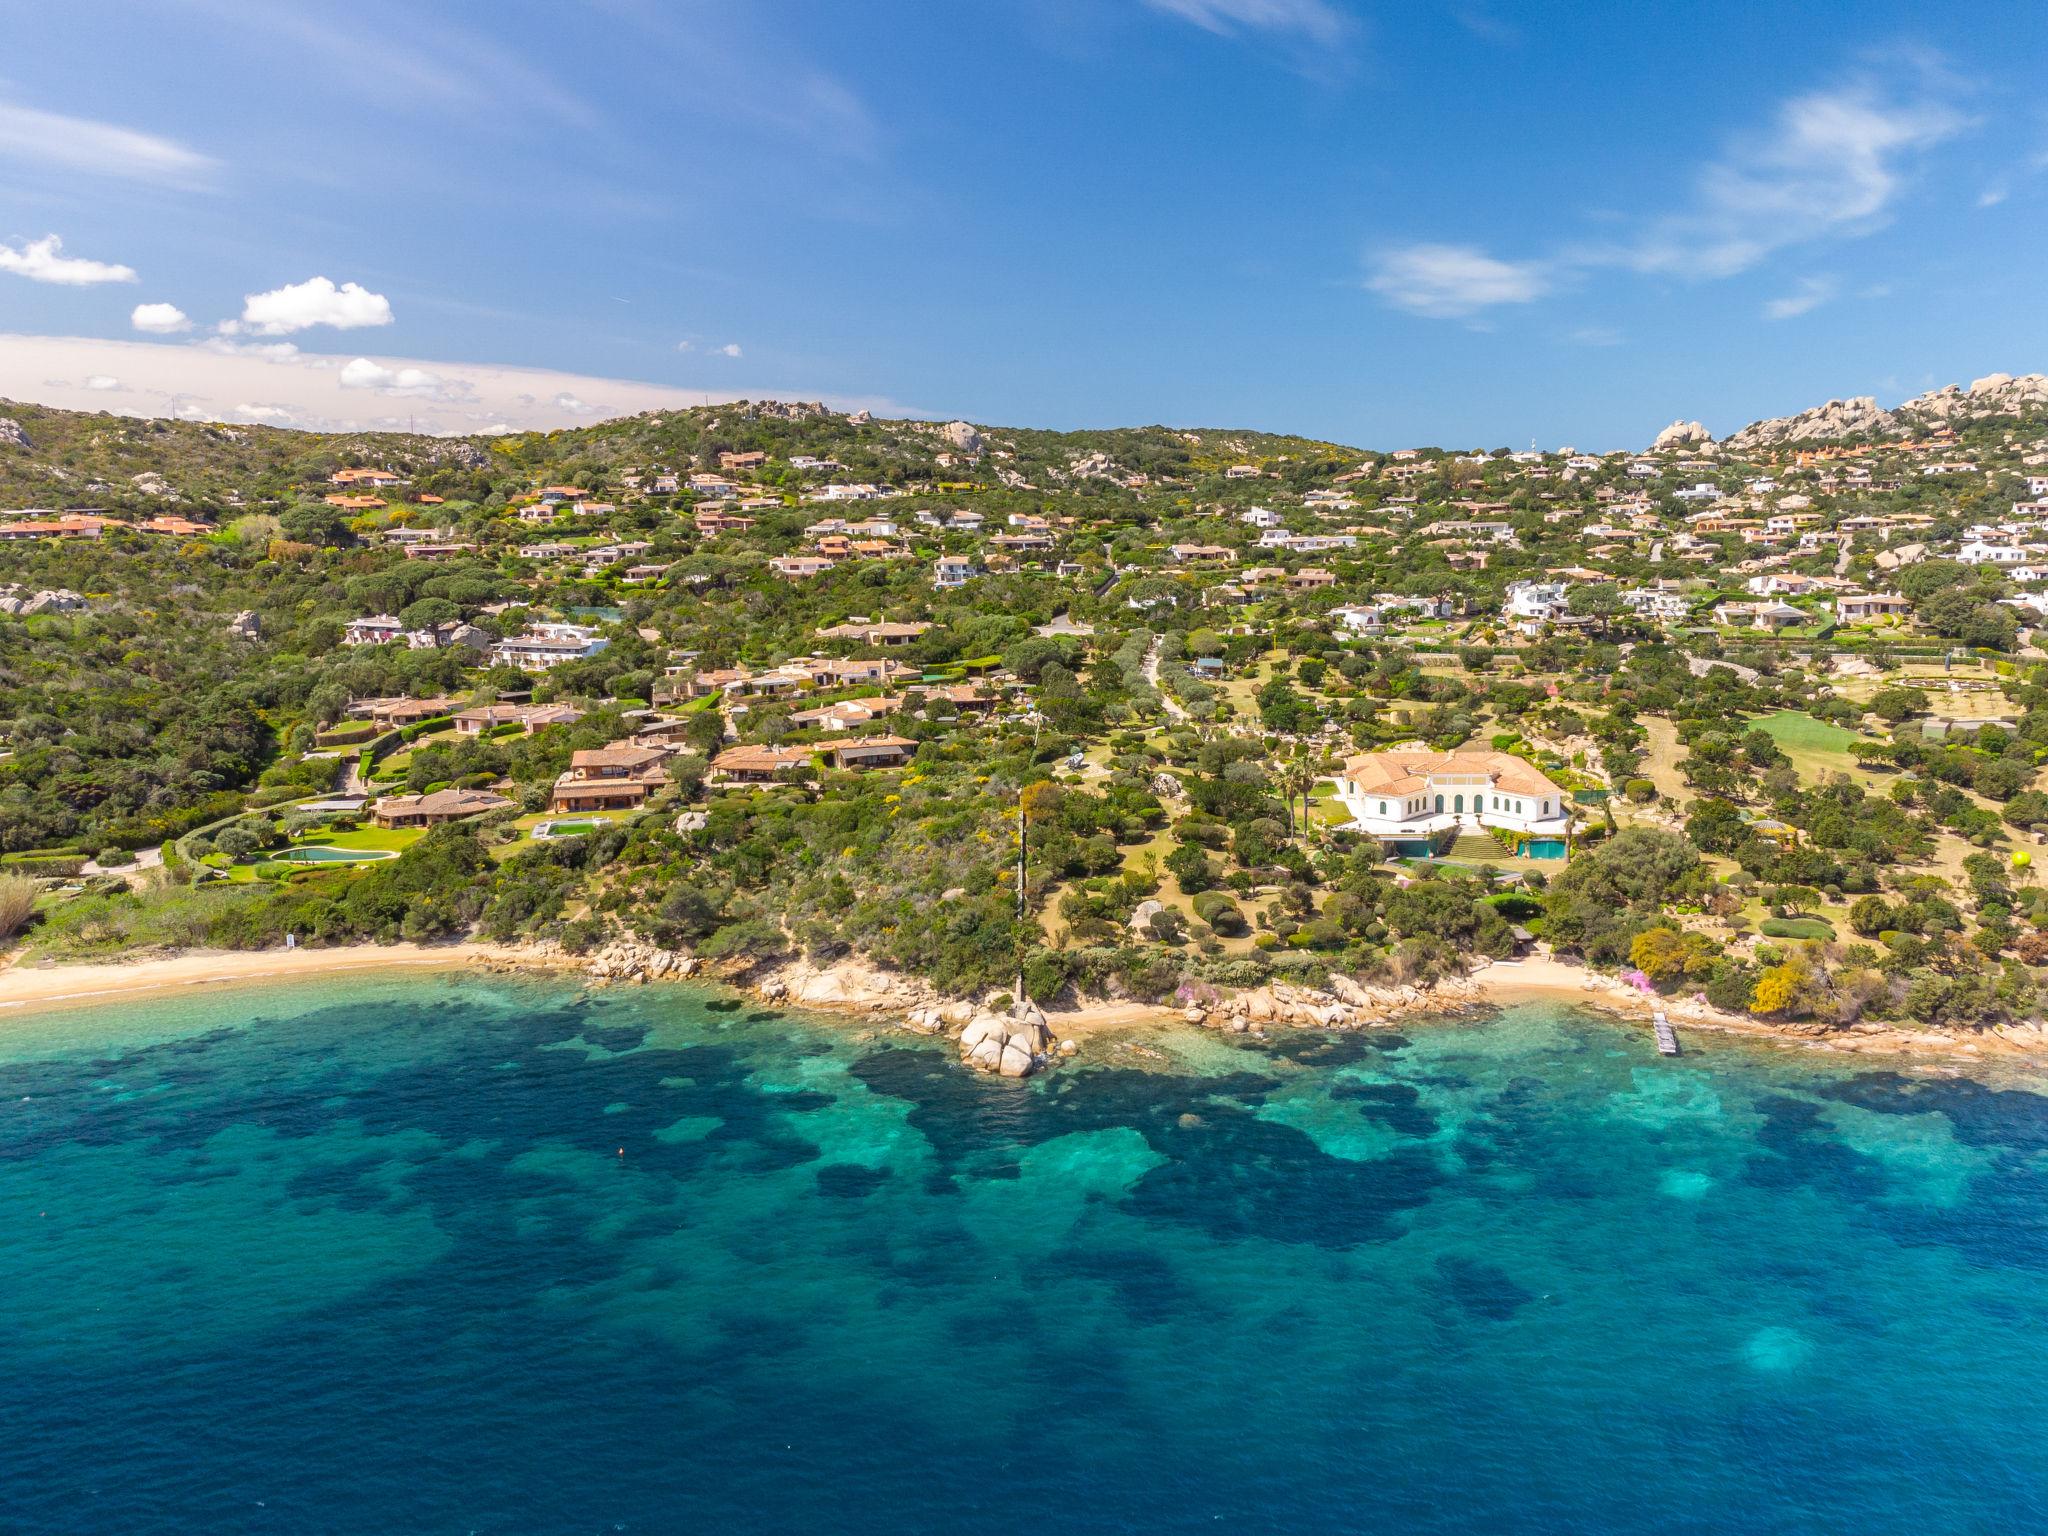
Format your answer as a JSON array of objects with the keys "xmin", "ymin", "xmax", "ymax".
[{"xmin": 267, "ymin": 846, "xmax": 398, "ymax": 864}]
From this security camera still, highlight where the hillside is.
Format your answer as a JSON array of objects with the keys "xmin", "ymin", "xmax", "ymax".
[{"xmin": 0, "ymin": 397, "xmax": 1365, "ymax": 512}]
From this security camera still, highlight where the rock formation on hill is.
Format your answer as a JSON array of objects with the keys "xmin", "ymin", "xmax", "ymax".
[
  {"xmin": 1714, "ymin": 372, "xmax": 2048, "ymax": 453},
  {"xmin": 1651, "ymin": 420, "xmax": 1712, "ymax": 450}
]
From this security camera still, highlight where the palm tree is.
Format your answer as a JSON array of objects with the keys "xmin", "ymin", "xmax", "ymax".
[{"xmin": 1278, "ymin": 756, "xmax": 1314, "ymax": 837}]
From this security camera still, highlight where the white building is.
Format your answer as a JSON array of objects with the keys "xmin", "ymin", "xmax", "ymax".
[
  {"xmin": 1959, "ymin": 541, "xmax": 2037, "ymax": 567},
  {"xmin": 490, "ymin": 626, "xmax": 609, "ymax": 671},
  {"xmin": 1333, "ymin": 749, "xmax": 1572, "ymax": 855},
  {"xmin": 1503, "ymin": 580, "xmax": 1569, "ymax": 622},
  {"xmin": 1618, "ymin": 588, "xmax": 1690, "ymax": 621}
]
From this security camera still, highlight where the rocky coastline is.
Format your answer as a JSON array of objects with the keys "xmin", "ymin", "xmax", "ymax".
[{"xmin": 463, "ymin": 937, "xmax": 2048, "ymax": 1080}]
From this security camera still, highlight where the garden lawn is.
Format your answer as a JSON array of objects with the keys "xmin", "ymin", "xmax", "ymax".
[
  {"xmin": 297, "ymin": 826, "xmax": 423, "ymax": 853},
  {"xmin": 1751, "ymin": 710, "xmax": 1881, "ymax": 788}
]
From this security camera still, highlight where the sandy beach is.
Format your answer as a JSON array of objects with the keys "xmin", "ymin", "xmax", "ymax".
[{"xmin": 0, "ymin": 942, "xmax": 558, "ymax": 1012}]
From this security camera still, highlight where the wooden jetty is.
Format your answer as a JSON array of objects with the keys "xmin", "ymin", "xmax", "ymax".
[{"xmin": 1652, "ymin": 1008, "xmax": 1681, "ymax": 1057}]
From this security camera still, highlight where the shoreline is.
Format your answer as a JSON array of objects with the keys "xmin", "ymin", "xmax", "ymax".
[
  {"xmin": 1, "ymin": 941, "xmax": 2044, "ymax": 1074},
  {"xmin": 0, "ymin": 941, "xmax": 575, "ymax": 1012}
]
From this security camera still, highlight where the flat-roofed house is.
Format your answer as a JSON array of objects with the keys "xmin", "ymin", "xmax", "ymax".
[{"xmin": 490, "ymin": 628, "xmax": 609, "ymax": 671}]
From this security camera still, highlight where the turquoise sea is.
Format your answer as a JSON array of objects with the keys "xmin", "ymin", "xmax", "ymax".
[{"xmin": 4, "ymin": 975, "xmax": 2048, "ymax": 1533}]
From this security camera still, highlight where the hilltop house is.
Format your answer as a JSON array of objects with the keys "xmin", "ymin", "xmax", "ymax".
[{"xmin": 1333, "ymin": 749, "xmax": 1572, "ymax": 857}]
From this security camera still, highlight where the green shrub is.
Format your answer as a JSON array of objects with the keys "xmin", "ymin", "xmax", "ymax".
[{"xmin": 1760, "ymin": 916, "xmax": 1833, "ymax": 940}]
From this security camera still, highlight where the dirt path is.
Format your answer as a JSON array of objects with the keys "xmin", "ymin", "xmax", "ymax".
[
  {"xmin": 1142, "ymin": 635, "xmax": 1190, "ymax": 722},
  {"xmin": 1637, "ymin": 715, "xmax": 1690, "ymax": 806}
]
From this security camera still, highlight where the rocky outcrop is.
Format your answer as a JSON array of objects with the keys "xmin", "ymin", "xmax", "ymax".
[
  {"xmin": 761, "ymin": 955, "xmax": 935, "ymax": 1014},
  {"xmin": 1722, "ymin": 396, "xmax": 1897, "ymax": 452},
  {"xmin": 0, "ymin": 417, "xmax": 30, "ymax": 451},
  {"xmin": 957, "ymin": 1000, "xmax": 1054, "ymax": 1078},
  {"xmin": 1650, "ymin": 420, "xmax": 1711, "ymax": 450},
  {"xmin": 1717, "ymin": 370, "xmax": 2048, "ymax": 453},
  {"xmin": 939, "ymin": 420, "xmax": 983, "ymax": 455},
  {"xmin": 1899, "ymin": 372, "xmax": 2048, "ymax": 424},
  {"xmin": 1193, "ymin": 975, "xmax": 1492, "ymax": 1034},
  {"xmin": 583, "ymin": 939, "xmax": 698, "ymax": 985}
]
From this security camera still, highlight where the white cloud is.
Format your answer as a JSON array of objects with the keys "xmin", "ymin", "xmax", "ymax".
[
  {"xmin": 1365, "ymin": 243, "xmax": 1549, "ymax": 319},
  {"xmin": 718, "ymin": 343, "xmax": 743, "ymax": 358},
  {"xmin": 0, "ymin": 102, "xmax": 216, "ymax": 185},
  {"xmin": 201, "ymin": 337, "xmax": 303, "ymax": 363},
  {"xmin": 1763, "ymin": 275, "xmax": 1839, "ymax": 320},
  {"xmin": 1979, "ymin": 183, "xmax": 2009, "ymax": 208},
  {"xmin": 1605, "ymin": 82, "xmax": 1965, "ymax": 280},
  {"xmin": 1369, "ymin": 70, "xmax": 1964, "ymax": 321},
  {"xmin": 675, "ymin": 340, "xmax": 693, "ymax": 353},
  {"xmin": 339, "ymin": 356, "xmax": 472, "ymax": 401},
  {"xmin": 1566, "ymin": 325, "xmax": 1624, "ymax": 347},
  {"xmin": 131, "ymin": 302, "xmax": 192, "ymax": 334},
  {"xmin": 231, "ymin": 403, "xmax": 299, "ymax": 425},
  {"xmin": 231, "ymin": 276, "xmax": 393, "ymax": 335},
  {"xmin": 0, "ymin": 234, "xmax": 138, "ymax": 286},
  {"xmin": 551, "ymin": 391, "xmax": 597, "ymax": 414},
  {"xmin": 82, "ymin": 374, "xmax": 122, "ymax": 391},
  {"xmin": 1141, "ymin": 0, "xmax": 1349, "ymax": 44}
]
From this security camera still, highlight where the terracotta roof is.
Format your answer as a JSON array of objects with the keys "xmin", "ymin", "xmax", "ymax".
[
  {"xmin": 711, "ymin": 744, "xmax": 815, "ymax": 773},
  {"xmin": 569, "ymin": 744, "xmax": 665, "ymax": 771},
  {"xmin": 375, "ymin": 788, "xmax": 513, "ymax": 817},
  {"xmin": 1342, "ymin": 749, "xmax": 1564, "ymax": 800}
]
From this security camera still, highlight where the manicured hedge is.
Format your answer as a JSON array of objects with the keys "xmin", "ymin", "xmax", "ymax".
[
  {"xmin": 1, "ymin": 853, "xmax": 86, "ymax": 877},
  {"xmin": 1760, "ymin": 916, "xmax": 1834, "ymax": 940}
]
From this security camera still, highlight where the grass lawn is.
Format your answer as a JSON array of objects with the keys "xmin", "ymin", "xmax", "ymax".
[
  {"xmin": 1751, "ymin": 710, "xmax": 1882, "ymax": 788},
  {"xmin": 509, "ymin": 809, "xmax": 627, "ymax": 835},
  {"xmin": 298, "ymin": 826, "xmax": 423, "ymax": 853},
  {"xmin": 1308, "ymin": 780, "xmax": 1353, "ymax": 826}
]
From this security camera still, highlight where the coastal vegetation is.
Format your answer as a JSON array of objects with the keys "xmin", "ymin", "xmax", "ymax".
[{"xmin": 7, "ymin": 380, "xmax": 2048, "ymax": 1039}]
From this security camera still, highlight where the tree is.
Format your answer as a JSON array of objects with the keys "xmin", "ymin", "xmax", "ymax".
[
  {"xmin": 1686, "ymin": 797, "xmax": 1749, "ymax": 855},
  {"xmin": 1750, "ymin": 959, "xmax": 1815, "ymax": 1018},
  {"xmin": 1629, "ymin": 925, "xmax": 1714, "ymax": 984},
  {"xmin": 1847, "ymin": 895, "xmax": 1895, "ymax": 937}
]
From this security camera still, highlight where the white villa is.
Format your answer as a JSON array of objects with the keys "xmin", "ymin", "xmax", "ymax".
[{"xmin": 1333, "ymin": 748, "xmax": 1573, "ymax": 856}]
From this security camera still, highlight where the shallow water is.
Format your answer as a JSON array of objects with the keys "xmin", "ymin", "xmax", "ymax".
[{"xmin": 4, "ymin": 976, "xmax": 2047, "ymax": 1533}]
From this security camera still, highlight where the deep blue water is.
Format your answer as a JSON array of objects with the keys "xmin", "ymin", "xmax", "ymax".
[{"xmin": 4, "ymin": 976, "xmax": 2048, "ymax": 1533}]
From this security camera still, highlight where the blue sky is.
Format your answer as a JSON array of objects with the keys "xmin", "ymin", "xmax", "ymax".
[{"xmin": 1, "ymin": 0, "xmax": 2045, "ymax": 446}]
